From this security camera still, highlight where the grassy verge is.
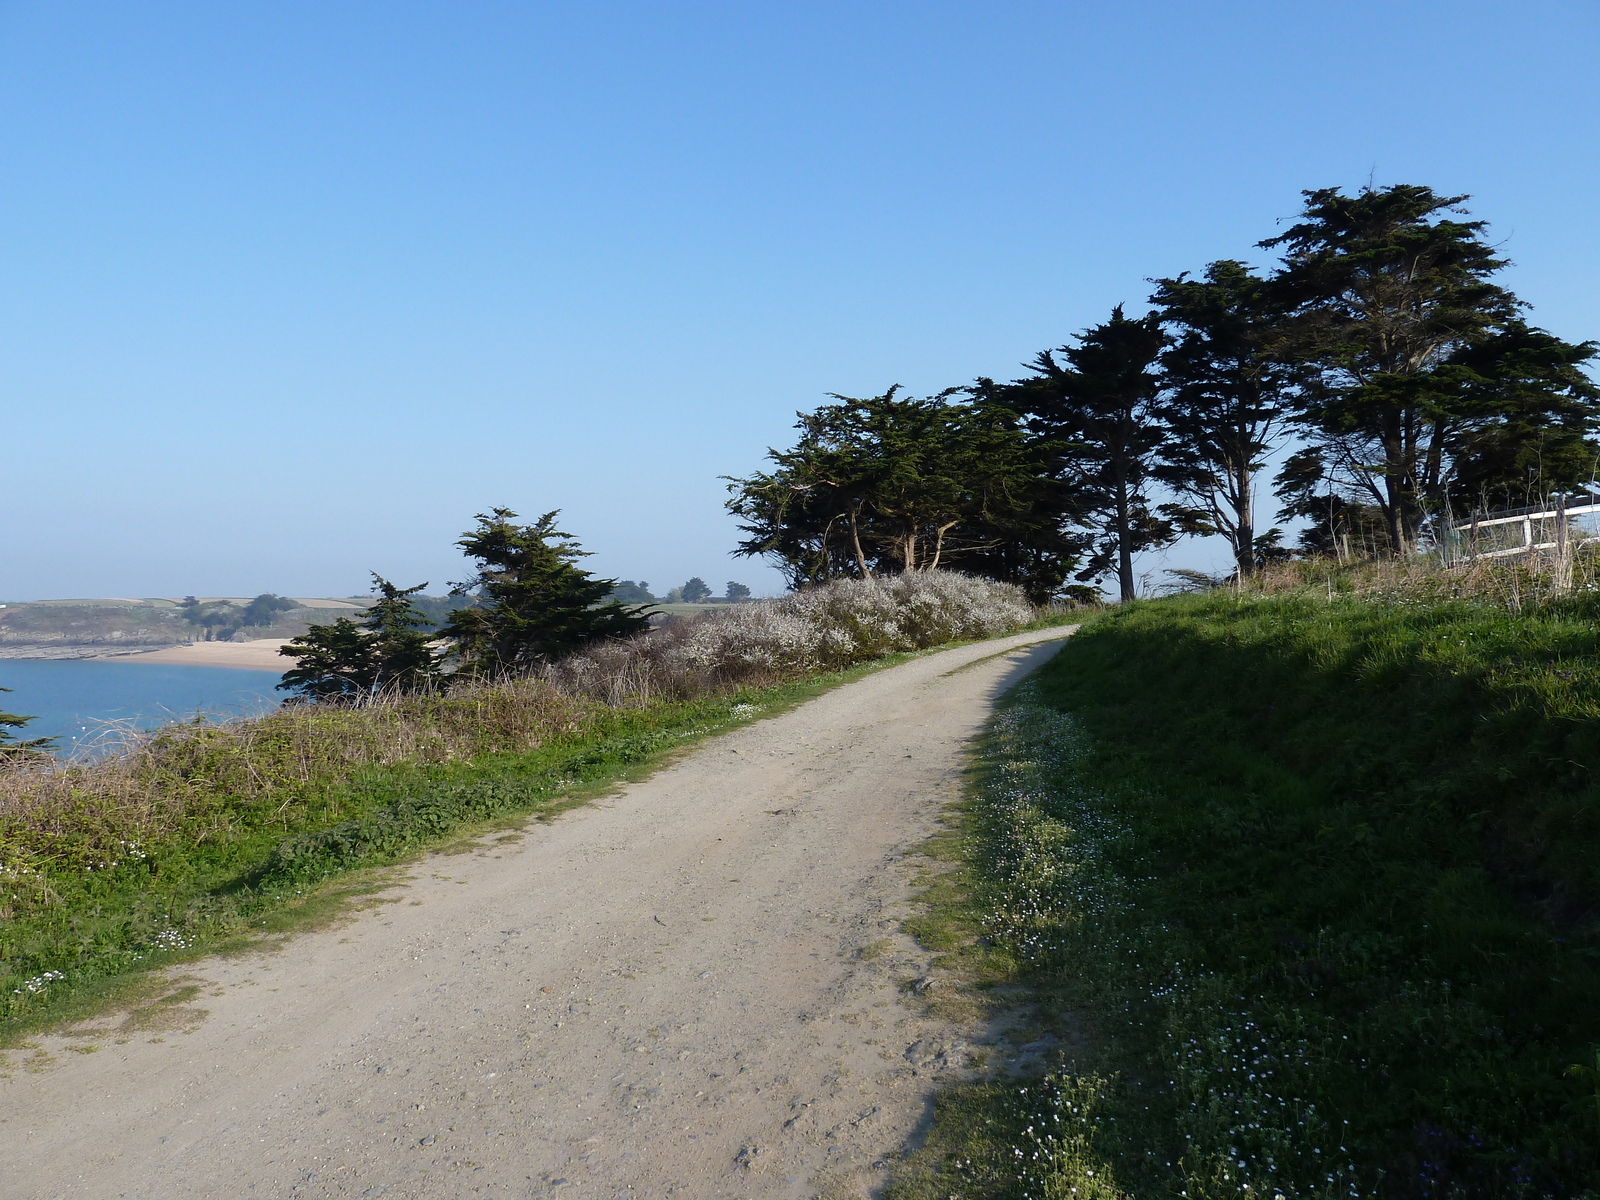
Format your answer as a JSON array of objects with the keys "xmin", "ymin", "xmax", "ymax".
[
  {"xmin": 0, "ymin": 659, "xmax": 905, "ymax": 1043},
  {"xmin": 895, "ymin": 591, "xmax": 1600, "ymax": 1199},
  {"xmin": 0, "ymin": 596, "xmax": 1085, "ymax": 1046}
]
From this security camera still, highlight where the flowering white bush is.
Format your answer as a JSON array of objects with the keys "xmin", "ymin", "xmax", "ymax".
[{"xmin": 546, "ymin": 571, "xmax": 1035, "ymax": 703}]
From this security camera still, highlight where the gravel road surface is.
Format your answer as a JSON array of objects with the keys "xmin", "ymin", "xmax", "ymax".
[{"xmin": 3, "ymin": 628, "xmax": 1075, "ymax": 1199}]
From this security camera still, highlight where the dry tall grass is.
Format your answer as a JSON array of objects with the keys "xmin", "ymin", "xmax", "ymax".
[
  {"xmin": 0, "ymin": 681, "xmax": 598, "ymax": 870},
  {"xmin": 1211, "ymin": 543, "xmax": 1600, "ymax": 611},
  {"xmin": 0, "ymin": 573, "xmax": 1036, "ymax": 869}
]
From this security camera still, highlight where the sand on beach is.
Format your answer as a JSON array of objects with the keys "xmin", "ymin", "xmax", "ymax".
[{"xmin": 101, "ymin": 639, "xmax": 290, "ymax": 670}]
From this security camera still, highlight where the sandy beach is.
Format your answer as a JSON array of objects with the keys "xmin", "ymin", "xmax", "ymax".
[{"xmin": 100, "ymin": 638, "xmax": 289, "ymax": 670}]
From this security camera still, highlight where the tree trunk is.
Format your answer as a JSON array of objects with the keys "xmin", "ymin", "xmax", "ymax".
[
  {"xmin": 927, "ymin": 521, "xmax": 959, "ymax": 571},
  {"xmin": 1234, "ymin": 460, "xmax": 1255, "ymax": 579},
  {"xmin": 1381, "ymin": 413, "xmax": 1409, "ymax": 555},
  {"xmin": 819, "ymin": 514, "xmax": 841, "ymax": 583},
  {"xmin": 1115, "ymin": 474, "xmax": 1135, "ymax": 602},
  {"xmin": 847, "ymin": 503, "xmax": 873, "ymax": 579},
  {"xmin": 1382, "ymin": 471, "xmax": 1406, "ymax": 556}
]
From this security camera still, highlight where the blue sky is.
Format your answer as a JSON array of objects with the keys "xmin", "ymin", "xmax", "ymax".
[{"xmin": 2, "ymin": 1, "xmax": 1596, "ymax": 600}]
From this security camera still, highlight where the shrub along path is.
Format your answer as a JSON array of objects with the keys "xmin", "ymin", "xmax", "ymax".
[{"xmin": 1, "ymin": 626, "xmax": 1075, "ymax": 1200}]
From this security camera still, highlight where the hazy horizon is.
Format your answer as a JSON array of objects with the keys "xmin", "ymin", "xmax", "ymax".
[
  {"xmin": 4, "ymin": 2, "xmax": 1596, "ymax": 601},
  {"xmin": 0, "ymin": 585, "xmax": 760, "ymax": 605}
]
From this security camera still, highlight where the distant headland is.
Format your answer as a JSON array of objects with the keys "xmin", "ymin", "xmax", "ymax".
[{"xmin": 0, "ymin": 596, "xmax": 369, "ymax": 665}]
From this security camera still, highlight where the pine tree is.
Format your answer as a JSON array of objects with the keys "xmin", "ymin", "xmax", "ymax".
[
  {"xmin": 1014, "ymin": 306, "xmax": 1173, "ymax": 601},
  {"xmin": 278, "ymin": 575, "xmax": 440, "ymax": 699},
  {"xmin": 277, "ymin": 618, "xmax": 377, "ymax": 699},
  {"xmin": 725, "ymin": 385, "xmax": 1074, "ymax": 596},
  {"xmin": 440, "ymin": 509, "xmax": 652, "ymax": 675},
  {"xmin": 361, "ymin": 577, "xmax": 441, "ymax": 690},
  {"xmin": 1150, "ymin": 261, "xmax": 1302, "ymax": 577},
  {"xmin": 1264, "ymin": 185, "xmax": 1600, "ymax": 548}
]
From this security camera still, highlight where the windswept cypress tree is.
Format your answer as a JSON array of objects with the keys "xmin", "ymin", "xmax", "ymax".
[
  {"xmin": 1264, "ymin": 185, "xmax": 1600, "ymax": 550},
  {"xmin": 278, "ymin": 575, "xmax": 440, "ymax": 699},
  {"xmin": 440, "ymin": 509, "xmax": 652, "ymax": 675},
  {"xmin": 725, "ymin": 386, "xmax": 1076, "ymax": 599},
  {"xmin": 1150, "ymin": 260, "xmax": 1302, "ymax": 578},
  {"xmin": 1013, "ymin": 306, "xmax": 1173, "ymax": 602}
]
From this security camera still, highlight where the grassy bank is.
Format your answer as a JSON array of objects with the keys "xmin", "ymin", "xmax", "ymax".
[
  {"xmin": 0, "ymin": 671, "xmax": 862, "ymax": 1040},
  {"xmin": 1, "ymin": 572, "xmax": 1048, "ymax": 1040},
  {"xmin": 899, "ymin": 590, "xmax": 1600, "ymax": 1198}
]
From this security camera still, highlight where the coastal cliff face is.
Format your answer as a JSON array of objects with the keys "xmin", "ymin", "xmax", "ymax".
[{"xmin": 0, "ymin": 603, "xmax": 190, "ymax": 659}]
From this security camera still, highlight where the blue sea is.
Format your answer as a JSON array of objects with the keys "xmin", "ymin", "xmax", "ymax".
[{"xmin": 0, "ymin": 659, "xmax": 283, "ymax": 756}]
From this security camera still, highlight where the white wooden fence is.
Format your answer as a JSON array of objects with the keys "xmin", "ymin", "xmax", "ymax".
[{"xmin": 1439, "ymin": 496, "xmax": 1600, "ymax": 566}]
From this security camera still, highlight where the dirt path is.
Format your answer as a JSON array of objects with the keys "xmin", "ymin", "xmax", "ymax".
[{"xmin": 3, "ymin": 628, "xmax": 1075, "ymax": 1200}]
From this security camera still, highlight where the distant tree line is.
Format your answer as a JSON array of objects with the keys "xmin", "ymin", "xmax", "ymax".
[
  {"xmin": 178, "ymin": 593, "xmax": 299, "ymax": 641},
  {"xmin": 726, "ymin": 184, "xmax": 1600, "ymax": 600},
  {"xmin": 611, "ymin": 578, "xmax": 752, "ymax": 605}
]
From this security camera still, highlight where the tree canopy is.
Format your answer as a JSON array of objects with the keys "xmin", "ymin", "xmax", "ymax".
[
  {"xmin": 729, "ymin": 184, "xmax": 1596, "ymax": 590},
  {"xmin": 1264, "ymin": 184, "xmax": 1598, "ymax": 550},
  {"xmin": 278, "ymin": 576, "xmax": 440, "ymax": 699},
  {"xmin": 1149, "ymin": 260, "xmax": 1301, "ymax": 577},
  {"xmin": 609, "ymin": 580, "xmax": 655, "ymax": 605},
  {"xmin": 1007, "ymin": 307, "xmax": 1174, "ymax": 601},
  {"xmin": 726, "ymin": 385, "xmax": 1079, "ymax": 601},
  {"xmin": 440, "ymin": 509, "xmax": 653, "ymax": 675},
  {"xmin": 180, "ymin": 593, "xmax": 298, "ymax": 642}
]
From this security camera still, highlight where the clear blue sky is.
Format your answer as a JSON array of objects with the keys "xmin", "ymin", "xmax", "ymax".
[{"xmin": 3, "ymin": 1, "xmax": 1596, "ymax": 601}]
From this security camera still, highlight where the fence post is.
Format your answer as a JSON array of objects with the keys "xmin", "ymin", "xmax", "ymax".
[{"xmin": 1556, "ymin": 492, "xmax": 1573, "ymax": 593}]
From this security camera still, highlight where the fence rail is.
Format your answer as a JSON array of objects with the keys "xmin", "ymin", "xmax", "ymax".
[{"xmin": 1440, "ymin": 498, "xmax": 1600, "ymax": 566}]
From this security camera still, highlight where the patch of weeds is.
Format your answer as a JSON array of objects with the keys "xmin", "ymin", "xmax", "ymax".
[{"xmin": 88, "ymin": 978, "xmax": 208, "ymax": 1037}]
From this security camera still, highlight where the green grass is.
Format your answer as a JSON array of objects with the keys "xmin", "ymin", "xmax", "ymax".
[
  {"xmin": 0, "ymin": 660, "xmax": 903, "ymax": 1043},
  {"xmin": 895, "ymin": 591, "xmax": 1600, "ymax": 1199},
  {"xmin": 1, "ymin": 581, "xmax": 1083, "ymax": 1045}
]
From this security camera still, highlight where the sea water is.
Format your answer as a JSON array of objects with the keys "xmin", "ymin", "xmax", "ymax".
[{"xmin": 0, "ymin": 659, "xmax": 282, "ymax": 756}]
